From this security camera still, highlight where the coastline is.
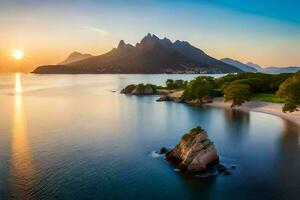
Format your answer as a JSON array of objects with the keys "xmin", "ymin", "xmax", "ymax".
[
  {"xmin": 204, "ymin": 97, "xmax": 300, "ymax": 127},
  {"xmin": 158, "ymin": 90, "xmax": 300, "ymax": 127}
]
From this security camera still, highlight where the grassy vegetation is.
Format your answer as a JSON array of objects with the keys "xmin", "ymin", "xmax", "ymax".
[
  {"xmin": 251, "ymin": 93, "xmax": 284, "ymax": 103},
  {"xmin": 127, "ymin": 72, "xmax": 300, "ymax": 112},
  {"xmin": 181, "ymin": 126, "xmax": 204, "ymax": 141}
]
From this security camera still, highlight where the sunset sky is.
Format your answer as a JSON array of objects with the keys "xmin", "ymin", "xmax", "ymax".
[{"xmin": 1, "ymin": 0, "xmax": 300, "ymax": 72}]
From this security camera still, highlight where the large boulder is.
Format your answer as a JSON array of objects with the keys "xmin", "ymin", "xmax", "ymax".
[
  {"xmin": 166, "ymin": 126, "xmax": 219, "ymax": 174},
  {"xmin": 121, "ymin": 84, "xmax": 156, "ymax": 95},
  {"xmin": 121, "ymin": 84, "xmax": 136, "ymax": 94},
  {"xmin": 156, "ymin": 90, "xmax": 184, "ymax": 103}
]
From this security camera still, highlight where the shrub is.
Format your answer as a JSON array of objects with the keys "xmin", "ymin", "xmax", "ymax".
[
  {"xmin": 216, "ymin": 73, "xmax": 291, "ymax": 93},
  {"xmin": 165, "ymin": 79, "xmax": 187, "ymax": 89},
  {"xmin": 181, "ymin": 126, "xmax": 204, "ymax": 141}
]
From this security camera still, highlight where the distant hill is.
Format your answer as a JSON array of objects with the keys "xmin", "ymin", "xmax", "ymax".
[
  {"xmin": 221, "ymin": 58, "xmax": 300, "ymax": 74},
  {"xmin": 220, "ymin": 58, "xmax": 257, "ymax": 72},
  {"xmin": 33, "ymin": 34, "xmax": 242, "ymax": 74},
  {"xmin": 263, "ymin": 66, "xmax": 300, "ymax": 74},
  {"xmin": 246, "ymin": 62, "xmax": 263, "ymax": 71},
  {"xmin": 58, "ymin": 51, "xmax": 93, "ymax": 65}
]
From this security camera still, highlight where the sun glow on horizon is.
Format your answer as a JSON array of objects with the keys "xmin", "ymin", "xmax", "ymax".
[{"xmin": 12, "ymin": 50, "xmax": 24, "ymax": 60}]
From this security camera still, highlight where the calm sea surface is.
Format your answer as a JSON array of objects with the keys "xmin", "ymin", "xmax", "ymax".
[{"xmin": 0, "ymin": 73, "xmax": 299, "ymax": 200}]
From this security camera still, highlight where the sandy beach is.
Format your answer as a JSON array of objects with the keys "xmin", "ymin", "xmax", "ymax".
[
  {"xmin": 162, "ymin": 90, "xmax": 300, "ymax": 127},
  {"xmin": 205, "ymin": 97, "xmax": 300, "ymax": 127}
]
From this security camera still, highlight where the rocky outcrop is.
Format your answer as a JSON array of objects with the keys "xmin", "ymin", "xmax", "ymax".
[
  {"xmin": 185, "ymin": 96, "xmax": 213, "ymax": 106},
  {"xmin": 166, "ymin": 126, "xmax": 219, "ymax": 174},
  {"xmin": 121, "ymin": 84, "xmax": 214, "ymax": 105},
  {"xmin": 121, "ymin": 84, "xmax": 157, "ymax": 95},
  {"xmin": 156, "ymin": 90, "xmax": 184, "ymax": 103},
  {"xmin": 156, "ymin": 95, "xmax": 172, "ymax": 102}
]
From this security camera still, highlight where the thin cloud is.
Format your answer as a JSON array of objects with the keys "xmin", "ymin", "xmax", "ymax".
[{"xmin": 81, "ymin": 26, "xmax": 108, "ymax": 36}]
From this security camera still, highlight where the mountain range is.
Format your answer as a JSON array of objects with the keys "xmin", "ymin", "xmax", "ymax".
[
  {"xmin": 245, "ymin": 62, "xmax": 263, "ymax": 71},
  {"xmin": 221, "ymin": 58, "xmax": 300, "ymax": 74},
  {"xmin": 263, "ymin": 66, "xmax": 300, "ymax": 74},
  {"xmin": 33, "ymin": 34, "xmax": 300, "ymax": 74},
  {"xmin": 220, "ymin": 58, "xmax": 257, "ymax": 72},
  {"xmin": 33, "ymin": 34, "xmax": 242, "ymax": 74}
]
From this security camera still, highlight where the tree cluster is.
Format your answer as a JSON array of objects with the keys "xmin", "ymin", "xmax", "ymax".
[
  {"xmin": 182, "ymin": 72, "xmax": 299, "ymax": 112},
  {"xmin": 165, "ymin": 79, "xmax": 188, "ymax": 90}
]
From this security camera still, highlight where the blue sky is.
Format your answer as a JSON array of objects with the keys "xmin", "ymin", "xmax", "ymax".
[{"xmin": 0, "ymin": 0, "xmax": 300, "ymax": 71}]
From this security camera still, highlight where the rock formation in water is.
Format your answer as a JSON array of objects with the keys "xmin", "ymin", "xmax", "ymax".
[
  {"xmin": 166, "ymin": 126, "xmax": 219, "ymax": 173},
  {"xmin": 120, "ymin": 84, "xmax": 157, "ymax": 95},
  {"xmin": 156, "ymin": 90, "xmax": 184, "ymax": 103},
  {"xmin": 158, "ymin": 147, "xmax": 168, "ymax": 155}
]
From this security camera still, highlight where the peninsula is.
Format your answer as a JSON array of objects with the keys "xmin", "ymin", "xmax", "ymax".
[{"xmin": 121, "ymin": 72, "xmax": 300, "ymax": 127}]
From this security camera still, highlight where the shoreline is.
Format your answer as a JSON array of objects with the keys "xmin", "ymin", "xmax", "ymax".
[
  {"xmin": 158, "ymin": 90, "xmax": 300, "ymax": 127},
  {"xmin": 203, "ymin": 97, "xmax": 300, "ymax": 127}
]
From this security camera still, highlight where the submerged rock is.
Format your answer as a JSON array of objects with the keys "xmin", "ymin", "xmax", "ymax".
[
  {"xmin": 166, "ymin": 126, "xmax": 219, "ymax": 174},
  {"xmin": 230, "ymin": 165, "xmax": 236, "ymax": 170},
  {"xmin": 217, "ymin": 164, "xmax": 228, "ymax": 173},
  {"xmin": 158, "ymin": 147, "xmax": 168, "ymax": 154},
  {"xmin": 156, "ymin": 95, "xmax": 171, "ymax": 102}
]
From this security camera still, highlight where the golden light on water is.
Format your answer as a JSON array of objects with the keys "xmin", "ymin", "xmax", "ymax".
[
  {"xmin": 9, "ymin": 73, "xmax": 34, "ymax": 197},
  {"xmin": 12, "ymin": 49, "xmax": 24, "ymax": 60},
  {"xmin": 14, "ymin": 73, "xmax": 22, "ymax": 94}
]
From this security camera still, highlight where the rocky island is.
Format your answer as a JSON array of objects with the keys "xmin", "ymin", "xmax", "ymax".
[
  {"xmin": 120, "ymin": 84, "xmax": 157, "ymax": 95},
  {"xmin": 165, "ymin": 126, "xmax": 219, "ymax": 174}
]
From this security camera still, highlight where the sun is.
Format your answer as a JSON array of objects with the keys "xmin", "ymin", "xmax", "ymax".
[{"xmin": 12, "ymin": 50, "xmax": 24, "ymax": 60}]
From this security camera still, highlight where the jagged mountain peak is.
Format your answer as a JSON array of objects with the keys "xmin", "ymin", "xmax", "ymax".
[
  {"xmin": 140, "ymin": 33, "xmax": 162, "ymax": 46},
  {"xmin": 117, "ymin": 40, "xmax": 134, "ymax": 49},
  {"xmin": 174, "ymin": 40, "xmax": 189, "ymax": 45},
  {"xmin": 117, "ymin": 40, "xmax": 126, "ymax": 48}
]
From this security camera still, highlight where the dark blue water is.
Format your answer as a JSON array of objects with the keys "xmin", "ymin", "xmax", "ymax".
[{"xmin": 0, "ymin": 74, "xmax": 299, "ymax": 200}]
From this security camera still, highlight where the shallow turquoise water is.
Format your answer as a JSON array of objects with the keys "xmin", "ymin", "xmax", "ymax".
[{"xmin": 0, "ymin": 74, "xmax": 299, "ymax": 200}]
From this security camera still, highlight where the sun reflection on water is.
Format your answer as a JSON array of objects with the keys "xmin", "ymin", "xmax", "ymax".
[
  {"xmin": 14, "ymin": 73, "xmax": 22, "ymax": 94},
  {"xmin": 8, "ymin": 73, "xmax": 35, "ymax": 198}
]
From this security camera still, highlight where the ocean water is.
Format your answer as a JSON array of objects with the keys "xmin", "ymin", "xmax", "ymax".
[{"xmin": 0, "ymin": 73, "xmax": 299, "ymax": 200}]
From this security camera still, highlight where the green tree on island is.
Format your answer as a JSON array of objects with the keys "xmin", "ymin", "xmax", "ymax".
[
  {"xmin": 165, "ymin": 79, "xmax": 187, "ymax": 89},
  {"xmin": 183, "ymin": 76, "xmax": 216, "ymax": 102},
  {"xmin": 276, "ymin": 72, "xmax": 300, "ymax": 112},
  {"xmin": 224, "ymin": 82, "xmax": 251, "ymax": 107}
]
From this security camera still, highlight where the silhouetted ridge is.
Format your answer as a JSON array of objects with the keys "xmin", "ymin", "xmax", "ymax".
[
  {"xmin": 58, "ymin": 51, "xmax": 93, "ymax": 65},
  {"xmin": 33, "ymin": 33, "xmax": 242, "ymax": 74}
]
